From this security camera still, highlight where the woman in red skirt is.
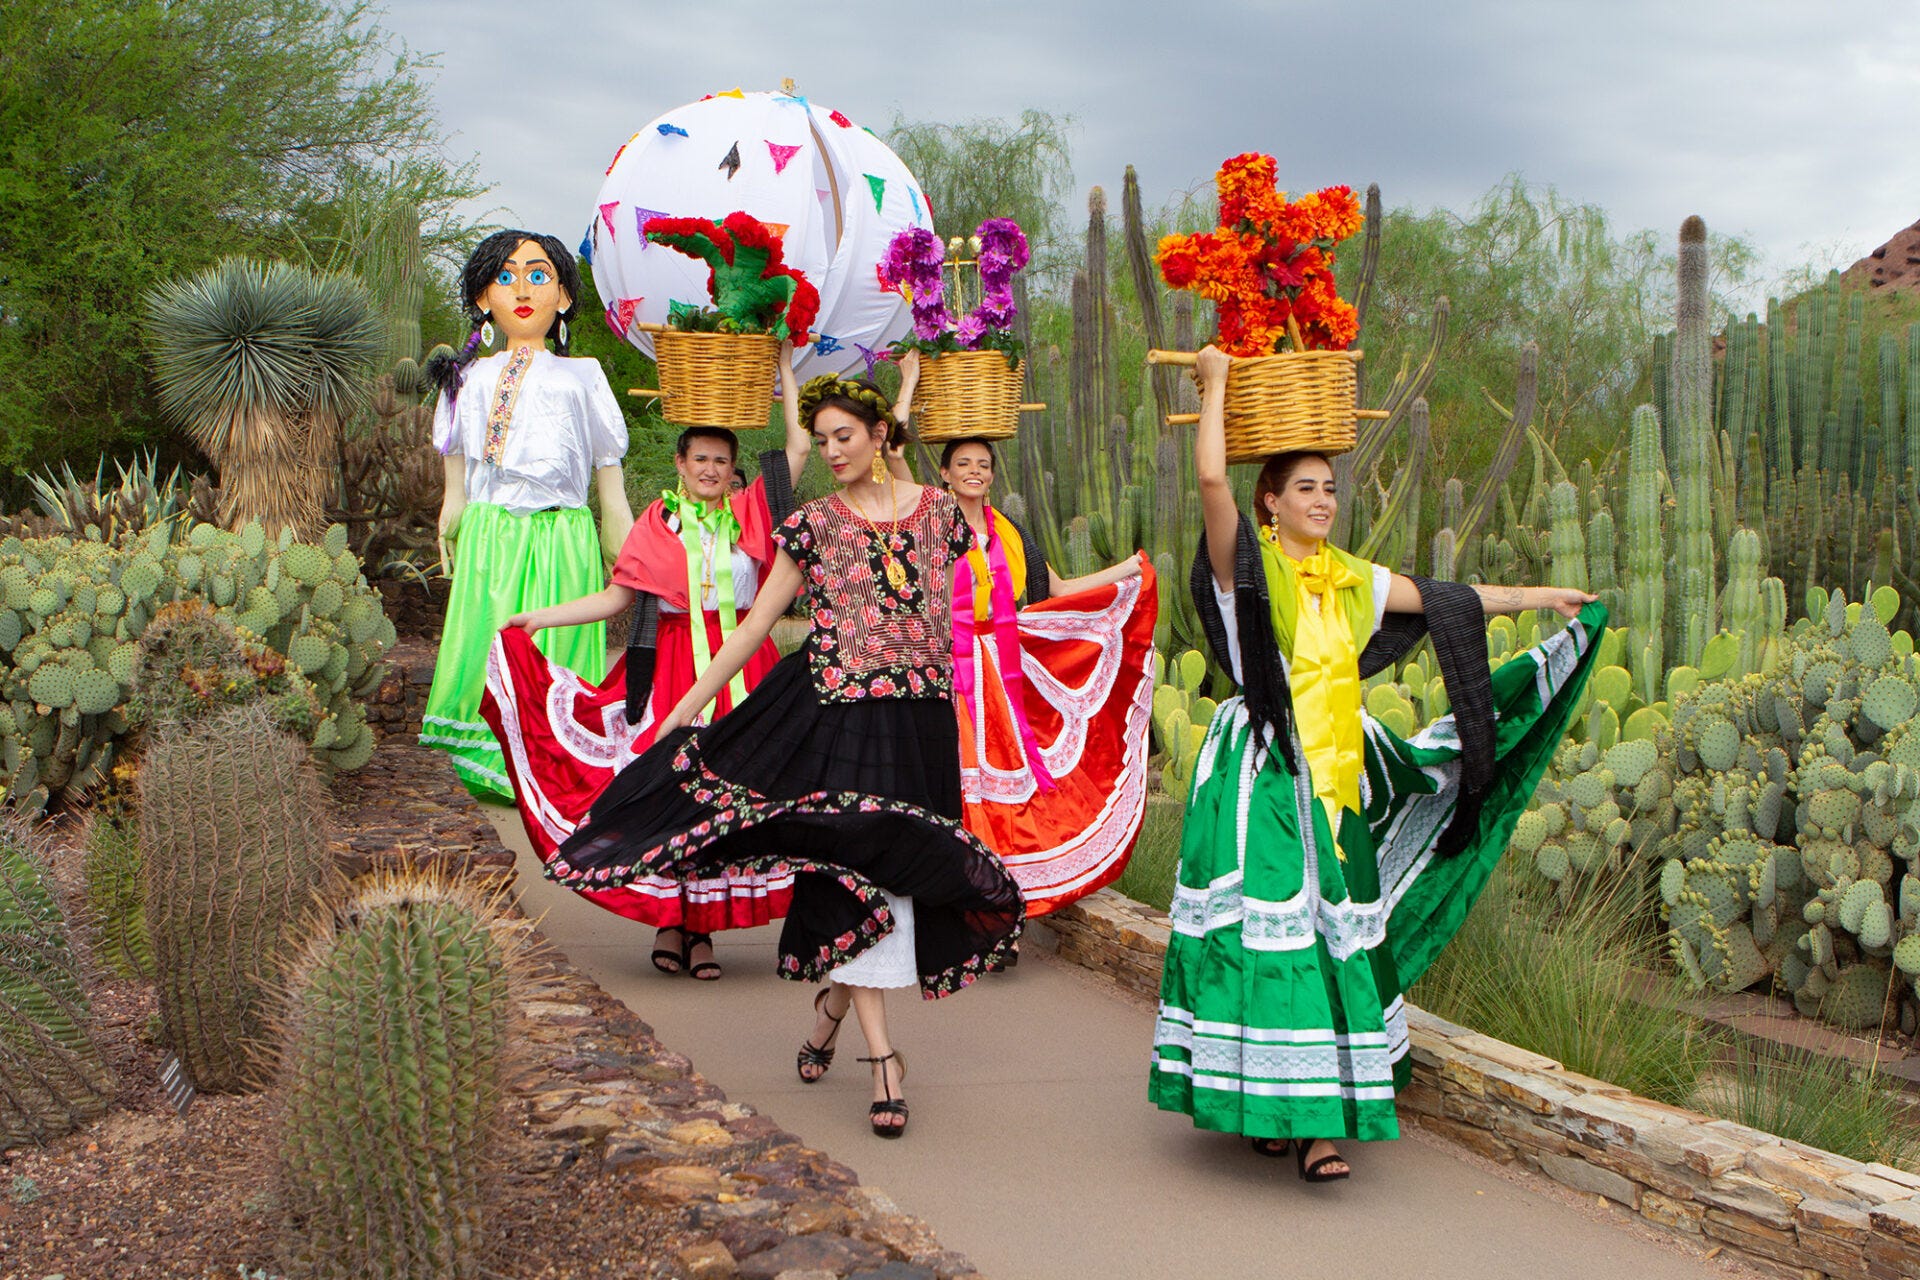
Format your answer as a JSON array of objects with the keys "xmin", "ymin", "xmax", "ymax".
[{"xmin": 481, "ymin": 341, "xmax": 812, "ymax": 979}]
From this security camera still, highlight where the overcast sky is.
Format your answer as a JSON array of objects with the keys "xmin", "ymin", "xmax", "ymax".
[{"xmin": 381, "ymin": 0, "xmax": 1920, "ymax": 290}]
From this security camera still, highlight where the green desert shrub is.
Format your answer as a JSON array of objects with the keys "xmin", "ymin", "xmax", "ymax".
[
  {"xmin": 1411, "ymin": 856, "xmax": 1704, "ymax": 1106},
  {"xmin": 1704, "ymin": 1042, "xmax": 1917, "ymax": 1171}
]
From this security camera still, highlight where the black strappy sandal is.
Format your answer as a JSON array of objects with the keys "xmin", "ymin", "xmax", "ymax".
[
  {"xmin": 684, "ymin": 932, "xmax": 721, "ymax": 981},
  {"xmin": 1297, "ymin": 1139, "xmax": 1351, "ymax": 1183},
  {"xmin": 859, "ymin": 1050, "xmax": 909, "ymax": 1138},
  {"xmin": 795, "ymin": 988, "xmax": 845, "ymax": 1083},
  {"xmin": 1250, "ymin": 1137, "xmax": 1292, "ymax": 1158},
  {"xmin": 651, "ymin": 927, "xmax": 685, "ymax": 975}
]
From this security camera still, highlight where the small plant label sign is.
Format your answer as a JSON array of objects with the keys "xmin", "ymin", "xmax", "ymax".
[{"xmin": 160, "ymin": 1052, "xmax": 197, "ymax": 1117}]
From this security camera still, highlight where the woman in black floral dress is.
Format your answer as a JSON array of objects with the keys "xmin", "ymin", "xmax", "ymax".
[{"xmin": 550, "ymin": 360, "xmax": 1023, "ymax": 1138}]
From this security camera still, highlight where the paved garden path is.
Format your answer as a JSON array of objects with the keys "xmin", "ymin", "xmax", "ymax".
[{"xmin": 485, "ymin": 809, "xmax": 1754, "ymax": 1280}]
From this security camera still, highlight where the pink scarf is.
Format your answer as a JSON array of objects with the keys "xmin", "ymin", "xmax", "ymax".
[{"xmin": 953, "ymin": 505, "xmax": 1056, "ymax": 791}]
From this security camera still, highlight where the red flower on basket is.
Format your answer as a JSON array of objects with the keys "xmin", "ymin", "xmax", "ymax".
[
  {"xmin": 642, "ymin": 211, "xmax": 820, "ymax": 342},
  {"xmin": 1156, "ymin": 154, "xmax": 1363, "ymax": 358}
]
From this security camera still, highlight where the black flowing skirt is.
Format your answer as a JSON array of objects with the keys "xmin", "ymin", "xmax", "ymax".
[{"xmin": 551, "ymin": 651, "xmax": 1024, "ymax": 996}]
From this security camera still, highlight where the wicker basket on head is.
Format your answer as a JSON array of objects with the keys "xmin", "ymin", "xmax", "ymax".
[
  {"xmin": 653, "ymin": 330, "xmax": 780, "ymax": 430},
  {"xmin": 912, "ymin": 351, "xmax": 1025, "ymax": 443},
  {"xmin": 1215, "ymin": 349, "xmax": 1362, "ymax": 465}
]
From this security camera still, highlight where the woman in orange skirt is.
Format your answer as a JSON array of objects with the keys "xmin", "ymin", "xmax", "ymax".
[{"xmin": 919, "ymin": 428, "xmax": 1158, "ymax": 947}]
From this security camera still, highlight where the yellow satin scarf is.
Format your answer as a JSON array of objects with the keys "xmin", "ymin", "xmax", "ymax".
[
  {"xmin": 964, "ymin": 509, "xmax": 1027, "ymax": 622},
  {"xmin": 1261, "ymin": 529, "xmax": 1368, "ymax": 850}
]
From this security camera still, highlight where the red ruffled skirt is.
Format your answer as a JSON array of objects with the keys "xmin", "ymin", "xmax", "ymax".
[
  {"xmin": 956, "ymin": 562, "xmax": 1158, "ymax": 915},
  {"xmin": 481, "ymin": 612, "xmax": 784, "ymax": 930}
]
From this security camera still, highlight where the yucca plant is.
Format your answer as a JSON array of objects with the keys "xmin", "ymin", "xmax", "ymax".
[{"xmin": 145, "ymin": 258, "xmax": 382, "ymax": 540}]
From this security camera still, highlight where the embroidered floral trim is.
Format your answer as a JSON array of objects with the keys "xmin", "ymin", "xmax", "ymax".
[
  {"xmin": 483, "ymin": 345, "xmax": 535, "ymax": 466},
  {"xmin": 545, "ymin": 762, "xmax": 1023, "ymax": 998}
]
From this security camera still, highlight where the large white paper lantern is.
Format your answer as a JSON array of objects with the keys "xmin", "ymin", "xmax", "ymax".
[{"xmin": 584, "ymin": 88, "xmax": 929, "ymax": 381}]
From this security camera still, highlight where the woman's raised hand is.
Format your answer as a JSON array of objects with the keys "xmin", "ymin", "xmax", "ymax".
[
  {"xmin": 506, "ymin": 610, "xmax": 543, "ymax": 635},
  {"xmin": 1194, "ymin": 344, "xmax": 1231, "ymax": 394}
]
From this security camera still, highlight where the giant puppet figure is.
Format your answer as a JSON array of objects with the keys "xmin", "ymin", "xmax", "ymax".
[{"xmin": 420, "ymin": 229, "xmax": 635, "ymax": 800}]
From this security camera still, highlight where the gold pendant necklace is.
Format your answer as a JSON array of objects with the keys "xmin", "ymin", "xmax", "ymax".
[{"xmin": 847, "ymin": 476, "xmax": 908, "ymax": 592}]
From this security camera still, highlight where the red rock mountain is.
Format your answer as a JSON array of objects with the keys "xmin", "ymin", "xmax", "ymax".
[{"xmin": 1845, "ymin": 219, "xmax": 1920, "ymax": 292}]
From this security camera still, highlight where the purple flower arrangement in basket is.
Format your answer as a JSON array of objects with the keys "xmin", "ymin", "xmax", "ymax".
[{"xmin": 880, "ymin": 218, "xmax": 1030, "ymax": 368}]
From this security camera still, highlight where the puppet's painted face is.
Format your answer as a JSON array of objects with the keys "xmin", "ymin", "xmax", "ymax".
[{"xmin": 480, "ymin": 239, "xmax": 571, "ymax": 348}]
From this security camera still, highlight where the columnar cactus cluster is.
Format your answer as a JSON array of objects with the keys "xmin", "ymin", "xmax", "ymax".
[
  {"xmin": 0, "ymin": 819, "xmax": 114, "ymax": 1145},
  {"xmin": 0, "ymin": 518, "xmax": 393, "ymax": 812}
]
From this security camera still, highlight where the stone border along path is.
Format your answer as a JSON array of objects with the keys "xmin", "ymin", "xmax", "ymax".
[{"xmin": 1042, "ymin": 889, "xmax": 1920, "ymax": 1280}]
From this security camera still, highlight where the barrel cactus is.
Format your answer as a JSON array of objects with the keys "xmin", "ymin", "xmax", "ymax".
[
  {"xmin": 1, "ymin": 818, "xmax": 115, "ymax": 1145},
  {"xmin": 274, "ymin": 868, "xmax": 525, "ymax": 1280},
  {"xmin": 83, "ymin": 811, "xmax": 153, "ymax": 980},
  {"xmin": 140, "ymin": 702, "xmax": 342, "ymax": 1093}
]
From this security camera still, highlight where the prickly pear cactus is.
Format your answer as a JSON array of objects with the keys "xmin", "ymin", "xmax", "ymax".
[
  {"xmin": 1152, "ymin": 649, "xmax": 1215, "ymax": 803},
  {"xmin": 0, "ymin": 518, "xmax": 393, "ymax": 812},
  {"xmin": 275, "ymin": 869, "xmax": 525, "ymax": 1280},
  {"xmin": 1, "ymin": 818, "xmax": 115, "ymax": 1145},
  {"xmin": 1647, "ymin": 584, "xmax": 1920, "ymax": 1034},
  {"xmin": 140, "ymin": 703, "xmax": 343, "ymax": 1093}
]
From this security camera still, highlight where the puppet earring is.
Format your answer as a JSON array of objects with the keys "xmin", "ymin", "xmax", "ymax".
[
  {"xmin": 480, "ymin": 314, "xmax": 496, "ymax": 348},
  {"xmin": 557, "ymin": 317, "xmax": 569, "ymax": 346}
]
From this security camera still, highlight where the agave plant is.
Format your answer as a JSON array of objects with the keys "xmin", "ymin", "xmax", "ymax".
[
  {"xmin": 145, "ymin": 258, "xmax": 382, "ymax": 540},
  {"xmin": 27, "ymin": 452, "xmax": 196, "ymax": 544}
]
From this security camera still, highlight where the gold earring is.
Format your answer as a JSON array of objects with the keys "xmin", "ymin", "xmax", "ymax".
[
  {"xmin": 871, "ymin": 451, "xmax": 888, "ymax": 484},
  {"xmin": 1269, "ymin": 509, "xmax": 1281, "ymax": 539}
]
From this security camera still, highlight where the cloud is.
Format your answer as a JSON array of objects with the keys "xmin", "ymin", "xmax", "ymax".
[{"xmin": 379, "ymin": 0, "xmax": 1919, "ymax": 287}]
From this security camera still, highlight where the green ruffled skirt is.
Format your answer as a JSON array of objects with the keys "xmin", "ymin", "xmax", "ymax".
[
  {"xmin": 1149, "ymin": 603, "xmax": 1605, "ymax": 1142},
  {"xmin": 420, "ymin": 502, "xmax": 607, "ymax": 800}
]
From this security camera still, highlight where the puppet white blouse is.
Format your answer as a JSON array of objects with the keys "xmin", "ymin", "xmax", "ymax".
[{"xmin": 432, "ymin": 350, "xmax": 628, "ymax": 516}]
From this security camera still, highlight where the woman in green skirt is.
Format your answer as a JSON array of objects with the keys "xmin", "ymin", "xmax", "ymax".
[
  {"xmin": 1149, "ymin": 346, "xmax": 1604, "ymax": 1182},
  {"xmin": 420, "ymin": 229, "xmax": 634, "ymax": 800}
]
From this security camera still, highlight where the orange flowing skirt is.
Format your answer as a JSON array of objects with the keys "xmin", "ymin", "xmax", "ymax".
[{"xmin": 955, "ymin": 562, "xmax": 1158, "ymax": 915}]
